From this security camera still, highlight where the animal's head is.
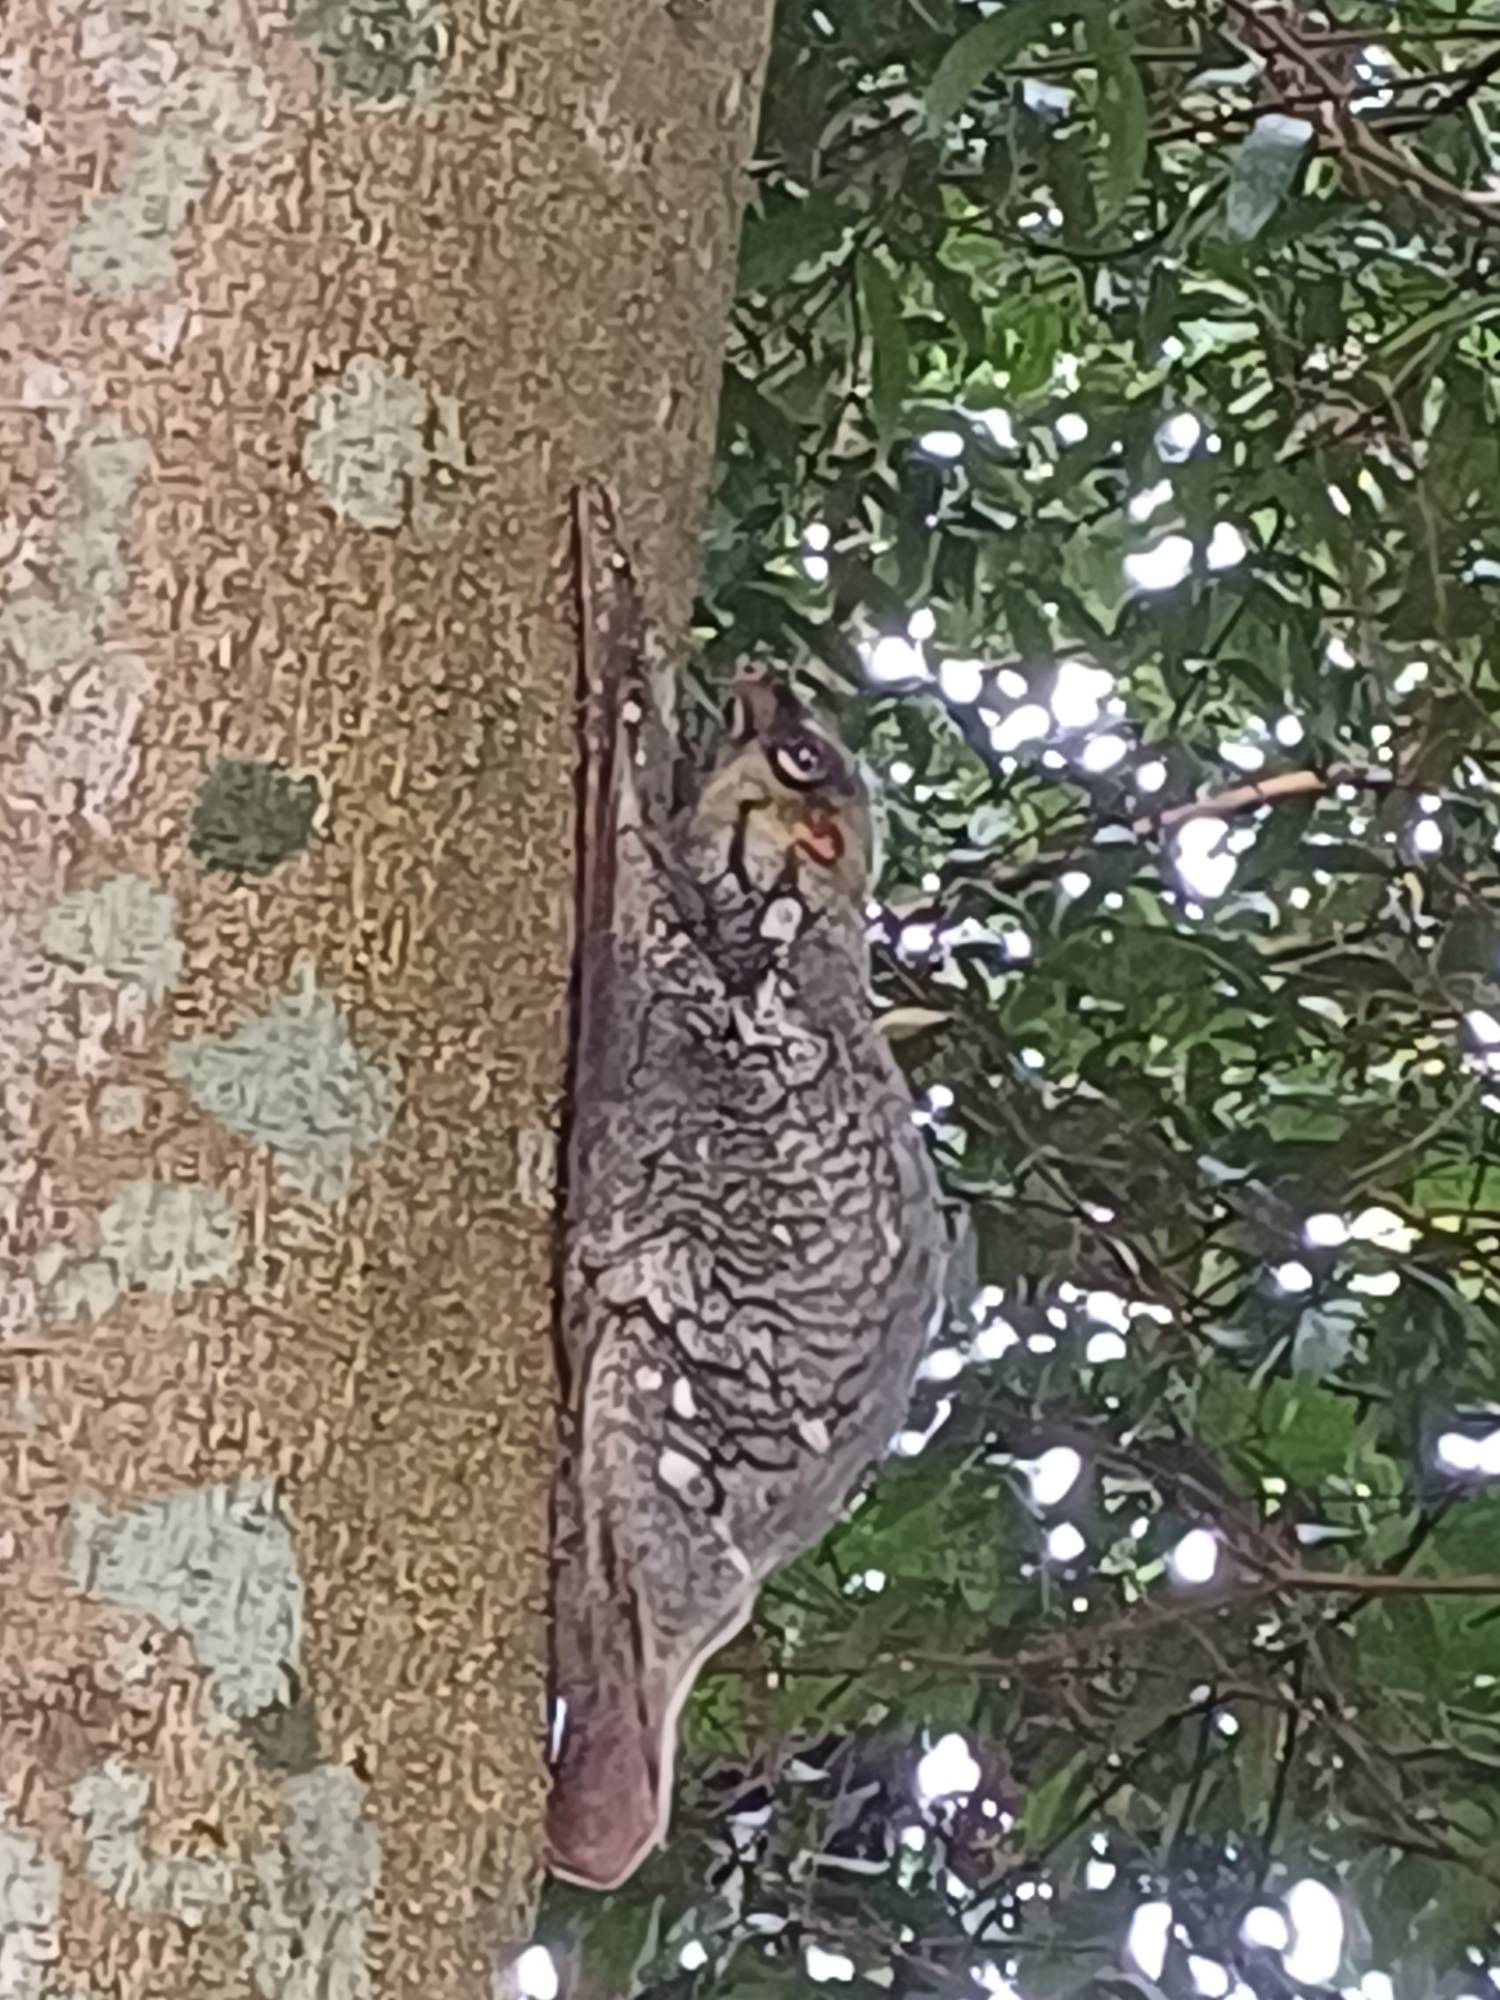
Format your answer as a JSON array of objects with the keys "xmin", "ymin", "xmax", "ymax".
[{"xmin": 685, "ymin": 673, "xmax": 874, "ymax": 918}]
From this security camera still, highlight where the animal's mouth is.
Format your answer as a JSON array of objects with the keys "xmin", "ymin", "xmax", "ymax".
[{"xmin": 794, "ymin": 809, "xmax": 844, "ymax": 868}]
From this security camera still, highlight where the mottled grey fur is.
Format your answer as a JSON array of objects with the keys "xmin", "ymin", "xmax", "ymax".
[{"xmin": 547, "ymin": 488, "xmax": 947, "ymax": 1889}]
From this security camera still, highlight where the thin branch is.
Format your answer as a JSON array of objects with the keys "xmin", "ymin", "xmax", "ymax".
[
  {"xmin": 1305, "ymin": 27, "xmax": 1500, "ymax": 49},
  {"xmin": 1348, "ymin": 1075, "xmax": 1483, "ymax": 1203},
  {"xmin": 1274, "ymin": 1565, "xmax": 1500, "ymax": 1599},
  {"xmin": 1379, "ymin": 1830, "xmax": 1500, "ymax": 1894},
  {"xmin": 1255, "ymin": 1647, "xmax": 1306, "ymax": 1889},
  {"xmin": 1224, "ymin": 0, "xmax": 1500, "ymax": 236},
  {"xmin": 721, "ymin": 1564, "xmax": 1500, "ymax": 1701},
  {"xmin": 1032, "ymin": 1706, "xmax": 1202, "ymax": 1870},
  {"xmin": 1302, "ymin": 1706, "xmax": 1500, "ymax": 1894},
  {"xmin": 1155, "ymin": 59, "xmax": 1500, "ymax": 148},
  {"xmin": 1376, "ymin": 46, "xmax": 1500, "ymax": 131},
  {"xmin": 979, "ymin": 763, "xmax": 1394, "ymax": 896},
  {"xmin": 1166, "ymin": 1696, "xmax": 1219, "ymax": 1867},
  {"xmin": 715, "ymin": 1579, "xmax": 1281, "ymax": 1692}
]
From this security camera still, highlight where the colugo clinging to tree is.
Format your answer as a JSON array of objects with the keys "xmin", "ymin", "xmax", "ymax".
[{"xmin": 546, "ymin": 486, "xmax": 949, "ymax": 1890}]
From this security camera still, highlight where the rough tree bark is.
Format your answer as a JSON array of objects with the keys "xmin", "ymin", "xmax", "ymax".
[{"xmin": 0, "ymin": 2, "xmax": 771, "ymax": 1993}]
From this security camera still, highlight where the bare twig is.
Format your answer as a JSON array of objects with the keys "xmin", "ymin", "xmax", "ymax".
[
  {"xmin": 1224, "ymin": 0, "xmax": 1500, "ymax": 235},
  {"xmin": 1348, "ymin": 1075, "xmax": 1483, "ymax": 1203},
  {"xmin": 1255, "ymin": 1647, "xmax": 1306, "ymax": 1887},
  {"xmin": 977, "ymin": 763, "xmax": 1394, "ymax": 897},
  {"xmin": 1304, "ymin": 27, "xmax": 1500, "ymax": 50},
  {"xmin": 1274, "ymin": 1564, "xmax": 1500, "ymax": 1600}
]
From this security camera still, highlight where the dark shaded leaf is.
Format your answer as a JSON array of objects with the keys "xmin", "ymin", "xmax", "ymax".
[{"xmin": 1224, "ymin": 115, "xmax": 1314, "ymax": 242}]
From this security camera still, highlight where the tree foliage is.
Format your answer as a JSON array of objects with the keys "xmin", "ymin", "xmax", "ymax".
[{"xmin": 545, "ymin": 4, "xmax": 1500, "ymax": 1997}]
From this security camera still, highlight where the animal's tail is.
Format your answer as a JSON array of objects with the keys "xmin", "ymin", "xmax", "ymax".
[{"xmin": 546, "ymin": 1486, "xmax": 666, "ymax": 1891}]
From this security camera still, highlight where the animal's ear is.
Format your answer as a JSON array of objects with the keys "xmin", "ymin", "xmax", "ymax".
[
  {"xmin": 724, "ymin": 685, "xmax": 753, "ymax": 743},
  {"xmin": 724, "ymin": 670, "xmax": 793, "ymax": 746}
]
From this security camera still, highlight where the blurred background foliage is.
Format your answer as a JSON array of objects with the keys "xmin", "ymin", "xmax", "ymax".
[{"xmin": 543, "ymin": 4, "xmax": 1500, "ymax": 1998}]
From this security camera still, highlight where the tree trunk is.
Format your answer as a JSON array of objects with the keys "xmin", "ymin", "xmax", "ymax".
[{"xmin": 0, "ymin": 2, "xmax": 771, "ymax": 1993}]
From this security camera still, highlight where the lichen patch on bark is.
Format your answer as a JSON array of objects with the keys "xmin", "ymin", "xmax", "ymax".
[
  {"xmin": 67, "ymin": 1478, "xmax": 302, "ymax": 1723},
  {"xmin": 169, "ymin": 964, "xmax": 401, "ymax": 1203},
  {"xmin": 41, "ymin": 876, "xmax": 182, "ymax": 1001},
  {"xmin": 35, "ymin": 1179, "xmax": 243, "ymax": 1324}
]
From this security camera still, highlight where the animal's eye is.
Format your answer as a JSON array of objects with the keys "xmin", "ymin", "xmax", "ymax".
[{"xmin": 770, "ymin": 733, "xmax": 834, "ymax": 792}]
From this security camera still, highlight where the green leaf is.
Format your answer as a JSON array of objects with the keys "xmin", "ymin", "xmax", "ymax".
[
  {"xmin": 1429, "ymin": 1491, "xmax": 1500, "ymax": 1574},
  {"xmin": 1437, "ymin": 912, "xmax": 1496, "ymax": 976},
  {"xmin": 575, "ymin": 1889, "xmax": 664, "ymax": 2000},
  {"xmin": 1360, "ymin": 1852, "xmax": 1448, "ymax": 1967},
  {"xmin": 931, "ymin": 261, "xmax": 987, "ymax": 367},
  {"xmin": 720, "ymin": 366, "xmax": 802, "ymax": 468},
  {"xmin": 1361, "ymin": 1598, "xmax": 1442, "ymax": 1695},
  {"xmin": 1021, "ymin": 1748, "xmax": 1090, "ymax": 1848},
  {"xmin": 926, "ymin": 0, "xmax": 1091, "ymax": 131},
  {"xmin": 1093, "ymin": 42, "xmax": 1148, "ymax": 220},
  {"xmin": 1261, "ymin": 1380, "xmax": 1359, "ymax": 1485},
  {"xmin": 1292, "ymin": 1297, "xmax": 1363, "ymax": 1380},
  {"xmin": 1001, "ymin": 585, "xmax": 1053, "ymax": 659},
  {"xmin": 1224, "ymin": 114, "xmax": 1314, "ymax": 242},
  {"xmin": 1233, "ymin": 1701, "xmax": 1284, "ymax": 1824},
  {"xmin": 1003, "ymin": 295, "xmax": 1063, "ymax": 397},
  {"xmin": 861, "ymin": 252, "xmax": 909, "ymax": 450},
  {"xmin": 738, "ymin": 194, "xmax": 851, "ymax": 293}
]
